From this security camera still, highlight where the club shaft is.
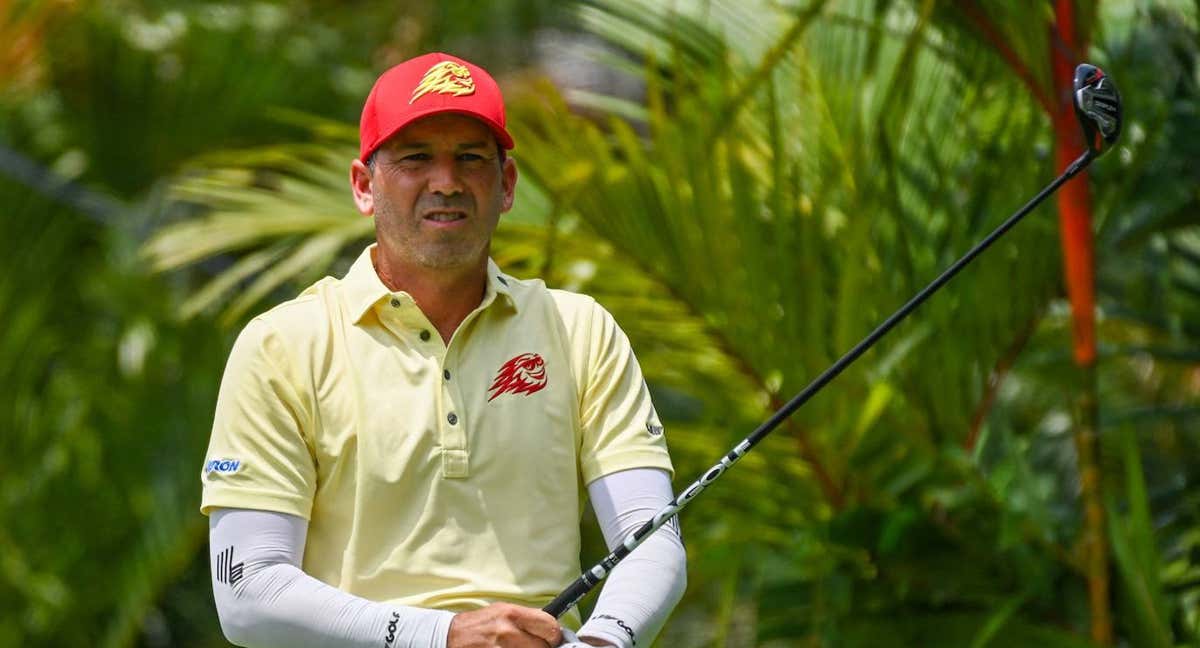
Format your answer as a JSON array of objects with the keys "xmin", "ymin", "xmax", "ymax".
[{"xmin": 544, "ymin": 151, "xmax": 1094, "ymax": 619}]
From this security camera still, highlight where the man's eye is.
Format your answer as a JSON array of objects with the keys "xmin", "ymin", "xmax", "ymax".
[
  {"xmin": 400, "ymin": 153, "xmax": 431, "ymax": 162},
  {"xmin": 458, "ymin": 153, "xmax": 485, "ymax": 162}
]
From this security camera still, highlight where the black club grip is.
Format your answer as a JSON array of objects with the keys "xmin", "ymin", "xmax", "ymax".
[{"xmin": 543, "ymin": 576, "xmax": 595, "ymax": 618}]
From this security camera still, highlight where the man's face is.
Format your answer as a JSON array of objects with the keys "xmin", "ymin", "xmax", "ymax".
[{"xmin": 355, "ymin": 113, "xmax": 516, "ymax": 272}]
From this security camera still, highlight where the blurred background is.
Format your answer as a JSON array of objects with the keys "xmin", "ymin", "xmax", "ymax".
[{"xmin": 2, "ymin": 1, "xmax": 1198, "ymax": 646}]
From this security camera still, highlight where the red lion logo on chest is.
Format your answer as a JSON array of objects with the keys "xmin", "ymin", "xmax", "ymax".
[{"xmin": 487, "ymin": 353, "xmax": 547, "ymax": 402}]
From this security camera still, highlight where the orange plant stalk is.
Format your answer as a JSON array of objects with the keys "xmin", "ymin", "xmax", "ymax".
[{"xmin": 1051, "ymin": 0, "xmax": 1111, "ymax": 643}]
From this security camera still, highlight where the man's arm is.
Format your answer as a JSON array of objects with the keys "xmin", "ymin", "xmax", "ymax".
[
  {"xmin": 574, "ymin": 468, "xmax": 687, "ymax": 648},
  {"xmin": 209, "ymin": 509, "xmax": 560, "ymax": 648}
]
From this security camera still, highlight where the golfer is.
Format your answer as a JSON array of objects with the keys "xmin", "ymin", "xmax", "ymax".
[{"xmin": 200, "ymin": 52, "xmax": 686, "ymax": 648}]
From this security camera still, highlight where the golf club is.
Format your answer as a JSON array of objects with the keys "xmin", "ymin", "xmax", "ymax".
[{"xmin": 544, "ymin": 62, "xmax": 1123, "ymax": 619}]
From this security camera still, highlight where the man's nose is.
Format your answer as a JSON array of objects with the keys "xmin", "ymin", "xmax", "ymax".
[{"xmin": 427, "ymin": 156, "xmax": 463, "ymax": 196}]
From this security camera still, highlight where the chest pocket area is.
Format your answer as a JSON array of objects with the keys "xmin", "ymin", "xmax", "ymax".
[
  {"xmin": 471, "ymin": 353, "xmax": 577, "ymax": 485},
  {"xmin": 314, "ymin": 342, "xmax": 441, "ymax": 487}
]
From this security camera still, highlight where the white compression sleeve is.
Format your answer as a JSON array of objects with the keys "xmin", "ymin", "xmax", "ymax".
[
  {"xmin": 209, "ymin": 508, "xmax": 454, "ymax": 648},
  {"xmin": 577, "ymin": 468, "xmax": 687, "ymax": 648}
]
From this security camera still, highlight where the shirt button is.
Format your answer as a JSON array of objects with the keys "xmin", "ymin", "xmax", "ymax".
[
  {"xmin": 447, "ymin": 412, "xmax": 458, "ymax": 425},
  {"xmin": 443, "ymin": 369, "xmax": 451, "ymax": 380},
  {"xmin": 419, "ymin": 329, "xmax": 431, "ymax": 341},
  {"xmin": 390, "ymin": 298, "xmax": 400, "ymax": 308}
]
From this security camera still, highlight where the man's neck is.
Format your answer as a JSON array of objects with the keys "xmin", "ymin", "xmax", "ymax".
[{"xmin": 372, "ymin": 248, "xmax": 487, "ymax": 344}]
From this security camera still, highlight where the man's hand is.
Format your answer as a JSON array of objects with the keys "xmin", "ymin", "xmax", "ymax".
[{"xmin": 447, "ymin": 603, "xmax": 562, "ymax": 648}]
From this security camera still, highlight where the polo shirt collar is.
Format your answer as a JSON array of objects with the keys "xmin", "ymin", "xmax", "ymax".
[
  {"xmin": 483, "ymin": 258, "xmax": 515, "ymax": 309},
  {"xmin": 342, "ymin": 244, "xmax": 516, "ymax": 324}
]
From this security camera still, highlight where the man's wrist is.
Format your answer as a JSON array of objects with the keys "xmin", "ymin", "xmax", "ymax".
[
  {"xmin": 576, "ymin": 637, "xmax": 619, "ymax": 647},
  {"xmin": 577, "ymin": 627, "xmax": 629, "ymax": 648}
]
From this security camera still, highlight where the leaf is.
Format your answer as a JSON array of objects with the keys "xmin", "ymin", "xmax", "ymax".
[{"xmin": 1106, "ymin": 425, "xmax": 1173, "ymax": 648}]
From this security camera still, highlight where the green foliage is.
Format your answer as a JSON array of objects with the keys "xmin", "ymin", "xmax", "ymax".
[
  {"xmin": 0, "ymin": 175, "xmax": 229, "ymax": 646},
  {"xmin": 1107, "ymin": 427, "xmax": 1172, "ymax": 648}
]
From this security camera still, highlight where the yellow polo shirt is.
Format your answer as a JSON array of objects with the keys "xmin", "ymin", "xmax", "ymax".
[{"xmin": 200, "ymin": 244, "xmax": 673, "ymax": 626}]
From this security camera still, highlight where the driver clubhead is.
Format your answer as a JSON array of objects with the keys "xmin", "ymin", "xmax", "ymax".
[{"xmin": 1074, "ymin": 64, "xmax": 1122, "ymax": 157}]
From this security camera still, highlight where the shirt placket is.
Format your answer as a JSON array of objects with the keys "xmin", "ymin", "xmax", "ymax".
[
  {"xmin": 378, "ymin": 287, "xmax": 505, "ymax": 480},
  {"xmin": 439, "ymin": 303, "xmax": 494, "ymax": 479},
  {"xmin": 438, "ymin": 343, "xmax": 468, "ymax": 478},
  {"xmin": 379, "ymin": 294, "xmax": 466, "ymax": 478}
]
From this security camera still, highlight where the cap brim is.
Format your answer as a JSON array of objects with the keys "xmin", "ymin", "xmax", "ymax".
[{"xmin": 360, "ymin": 107, "xmax": 515, "ymax": 162}]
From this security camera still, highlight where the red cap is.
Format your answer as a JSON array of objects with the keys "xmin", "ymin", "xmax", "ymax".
[{"xmin": 359, "ymin": 52, "xmax": 514, "ymax": 162}]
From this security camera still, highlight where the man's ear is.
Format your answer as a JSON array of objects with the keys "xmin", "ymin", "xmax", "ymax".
[
  {"xmin": 350, "ymin": 159, "xmax": 374, "ymax": 216},
  {"xmin": 500, "ymin": 157, "xmax": 518, "ymax": 213}
]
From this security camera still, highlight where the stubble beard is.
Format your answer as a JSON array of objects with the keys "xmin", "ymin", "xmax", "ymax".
[{"xmin": 373, "ymin": 191, "xmax": 494, "ymax": 272}]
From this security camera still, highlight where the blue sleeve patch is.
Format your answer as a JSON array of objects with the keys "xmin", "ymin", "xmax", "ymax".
[{"xmin": 204, "ymin": 458, "xmax": 242, "ymax": 475}]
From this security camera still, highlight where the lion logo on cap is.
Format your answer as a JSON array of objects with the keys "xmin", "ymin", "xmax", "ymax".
[{"xmin": 410, "ymin": 61, "xmax": 476, "ymax": 104}]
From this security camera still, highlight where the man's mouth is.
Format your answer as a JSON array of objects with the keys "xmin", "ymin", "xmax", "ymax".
[{"xmin": 424, "ymin": 210, "xmax": 466, "ymax": 223}]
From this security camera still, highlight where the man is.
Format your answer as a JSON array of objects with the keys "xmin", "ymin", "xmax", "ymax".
[{"xmin": 200, "ymin": 52, "xmax": 686, "ymax": 648}]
